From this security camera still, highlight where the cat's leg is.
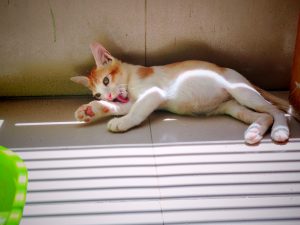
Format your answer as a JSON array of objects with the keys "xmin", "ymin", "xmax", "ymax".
[
  {"xmin": 224, "ymin": 69, "xmax": 289, "ymax": 143},
  {"xmin": 75, "ymin": 100, "xmax": 132, "ymax": 123},
  {"xmin": 108, "ymin": 87, "xmax": 166, "ymax": 132},
  {"xmin": 213, "ymin": 100, "xmax": 274, "ymax": 144},
  {"xmin": 228, "ymin": 87, "xmax": 289, "ymax": 143}
]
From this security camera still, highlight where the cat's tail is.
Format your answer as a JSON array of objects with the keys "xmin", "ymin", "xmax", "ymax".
[{"xmin": 253, "ymin": 85, "xmax": 300, "ymax": 122}]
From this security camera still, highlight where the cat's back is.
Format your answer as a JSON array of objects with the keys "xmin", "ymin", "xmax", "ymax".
[
  {"xmin": 160, "ymin": 60, "xmax": 251, "ymax": 89},
  {"xmin": 161, "ymin": 60, "xmax": 226, "ymax": 76},
  {"xmin": 131, "ymin": 60, "xmax": 226, "ymax": 84}
]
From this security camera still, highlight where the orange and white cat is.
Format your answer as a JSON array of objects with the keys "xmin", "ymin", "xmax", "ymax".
[{"xmin": 71, "ymin": 42, "xmax": 298, "ymax": 144}]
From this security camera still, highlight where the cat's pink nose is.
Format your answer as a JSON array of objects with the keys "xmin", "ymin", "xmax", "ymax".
[{"xmin": 108, "ymin": 93, "xmax": 112, "ymax": 100}]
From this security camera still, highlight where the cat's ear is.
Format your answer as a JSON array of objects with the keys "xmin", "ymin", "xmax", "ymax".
[
  {"xmin": 90, "ymin": 42, "xmax": 114, "ymax": 68},
  {"xmin": 70, "ymin": 76, "xmax": 90, "ymax": 87}
]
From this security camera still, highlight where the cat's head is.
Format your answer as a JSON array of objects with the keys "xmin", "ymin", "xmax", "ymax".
[{"xmin": 71, "ymin": 43, "xmax": 128, "ymax": 103}]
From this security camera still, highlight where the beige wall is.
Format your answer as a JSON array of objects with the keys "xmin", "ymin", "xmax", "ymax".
[{"xmin": 0, "ymin": 0, "xmax": 299, "ymax": 96}]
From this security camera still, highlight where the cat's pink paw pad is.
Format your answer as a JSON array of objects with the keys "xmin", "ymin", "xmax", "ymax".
[
  {"xmin": 75, "ymin": 104, "xmax": 97, "ymax": 123},
  {"xmin": 85, "ymin": 106, "xmax": 95, "ymax": 117}
]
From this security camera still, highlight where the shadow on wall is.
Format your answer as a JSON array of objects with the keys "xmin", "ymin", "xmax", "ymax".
[
  {"xmin": 144, "ymin": 39, "xmax": 291, "ymax": 90},
  {"xmin": 0, "ymin": 58, "xmax": 95, "ymax": 97},
  {"xmin": 0, "ymin": 39, "xmax": 292, "ymax": 97}
]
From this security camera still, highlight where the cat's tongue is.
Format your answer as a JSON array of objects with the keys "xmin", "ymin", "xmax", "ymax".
[{"xmin": 116, "ymin": 94, "xmax": 129, "ymax": 103}]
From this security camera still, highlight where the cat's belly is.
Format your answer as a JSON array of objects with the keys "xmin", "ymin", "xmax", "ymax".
[
  {"xmin": 161, "ymin": 74, "xmax": 231, "ymax": 115},
  {"xmin": 163, "ymin": 90, "xmax": 230, "ymax": 115}
]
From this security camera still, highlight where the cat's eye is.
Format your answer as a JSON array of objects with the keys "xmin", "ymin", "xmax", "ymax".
[
  {"xmin": 103, "ymin": 77, "xmax": 109, "ymax": 86},
  {"xmin": 94, "ymin": 93, "xmax": 101, "ymax": 100}
]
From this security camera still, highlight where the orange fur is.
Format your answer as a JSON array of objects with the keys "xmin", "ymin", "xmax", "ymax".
[
  {"xmin": 102, "ymin": 107, "xmax": 109, "ymax": 113},
  {"xmin": 88, "ymin": 68, "xmax": 99, "ymax": 86},
  {"xmin": 109, "ymin": 63, "xmax": 121, "ymax": 82},
  {"xmin": 137, "ymin": 66, "xmax": 154, "ymax": 79},
  {"xmin": 88, "ymin": 61, "xmax": 122, "ymax": 88},
  {"xmin": 164, "ymin": 60, "xmax": 225, "ymax": 75}
]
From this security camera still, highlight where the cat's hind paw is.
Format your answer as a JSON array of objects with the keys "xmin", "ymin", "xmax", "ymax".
[
  {"xmin": 271, "ymin": 126, "xmax": 289, "ymax": 143},
  {"xmin": 244, "ymin": 124, "xmax": 263, "ymax": 145}
]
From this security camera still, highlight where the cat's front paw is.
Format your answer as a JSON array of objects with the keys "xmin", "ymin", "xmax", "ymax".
[
  {"xmin": 75, "ymin": 101, "xmax": 102, "ymax": 123},
  {"xmin": 107, "ymin": 116, "xmax": 134, "ymax": 132}
]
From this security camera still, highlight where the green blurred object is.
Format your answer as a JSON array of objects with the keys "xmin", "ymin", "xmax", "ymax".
[{"xmin": 0, "ymin": 146, "xmax": 28, "ymax": 225}]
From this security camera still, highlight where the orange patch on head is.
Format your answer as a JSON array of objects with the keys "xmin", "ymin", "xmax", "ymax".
[
  {"xmin": 87, "ymin": 60, "xmax": 122, "ymax": 86},
  {"xmin": 109, "ymin": 64, "xmax": 120, "ymax": 82},
  {"xmin": 88, "ymin": 67, "xmax": 99, "ymax": 87},
  {"xmin": 137, "ymin": 67, "xmax": 154, "ymax": 79}
]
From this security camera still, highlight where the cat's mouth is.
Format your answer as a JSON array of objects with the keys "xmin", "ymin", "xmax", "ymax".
[
  {"xmin": 112, "ymin": 94, "xmax": 129, "ymax": 103},
  {"xmin": 113, "ymin": 87, "xmax": 129, "ymax": 103},
  {"xmin": 105, "ymin": 86, "xmax": 129, "ymax": 103}
]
